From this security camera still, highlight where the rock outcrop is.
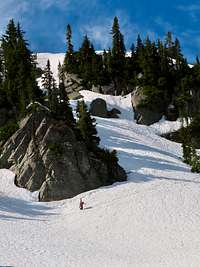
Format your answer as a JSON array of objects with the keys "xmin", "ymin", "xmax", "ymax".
[
  {"xmin": 131, "ymin": 87, "xmax": 162, "ymax": 125},
  {"xmin": 90, "ymin": 98, "xmax": 108, "ymax": 118},
  {"xmin": 0, "ymin": 105, "xmax": 126, "ymax": 201},
  {"xmin": 90, "ymin": 98, "xmax": 121, "ymax": 118},
  {"xmin": 63, "ymin": 72, "xmax": 118, "ymax": 99},
  {"xmin": 64, "ymin": 73, "xmax": 84, "ymax": 100}
]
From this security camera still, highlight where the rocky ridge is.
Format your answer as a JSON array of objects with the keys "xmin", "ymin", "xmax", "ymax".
[{"xmin": 0, "ymin": 104, "xmax": 126, "ymax": 201}]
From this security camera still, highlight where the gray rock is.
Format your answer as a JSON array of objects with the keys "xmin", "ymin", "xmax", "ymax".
[
  {"xmin": 101, "ymin": 83, "xmax": 116, "ymax": 95},
  {"xmin": 0, "ymin": 106, "xmax": 126, "ymax": 201},
  {"xmin": 90, "ymin": 98, "xmax": 121, "ymax": 118},
  {"xmin": 90, "ymin": 98, "xmax": 121, "ymax": 119},
  {"xmin": 135, "ymin": 108, "xmax": 162, "ymax": 125},
  {"xmin": 131, "ymin": 87, "xmax": 162, "ymax": 125},
  {"xmin": 166, "ymin": 104, "xmax": 178, "ymax": 121},
  {"xmin": 90, "ymin": 98, "xmax": 108, "ymax": 118},
  {"xmin": 63, "ymin": 73, "xmax": 84, "ymax": 100},
  {"xmin": 91, "ymin": 85, "xmax": 101, "ymax": 93}
]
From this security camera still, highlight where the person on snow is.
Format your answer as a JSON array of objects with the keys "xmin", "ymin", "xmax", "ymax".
[{"xmin": 79, "ymin": 198, "xmax": 85, "ymax": 210}]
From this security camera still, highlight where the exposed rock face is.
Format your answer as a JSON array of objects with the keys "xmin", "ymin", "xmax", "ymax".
[
  {"xmin": 131, "ymin": 87, "xmax": 162, "ymax": 125},
  {"xmin": 63, "ymin": 72, "xmax": 117, "ymax": 99},
  {"xmin": 64, "ymin": 73, "xmax": 84, "ymax": 100},
  {"xmin": 90, "ymin": 98, "xmax": 121, "ymax": 119},
  {"xmin": 0, "ymin": 106, "xmax": 126, "ymax": 201},
  {"xmin": 91, "ymin": 83, "xmax": 116, "ymax": 95},
  {"xmin": 101, "ymin": 83, "xmax": 116, "ymax": 95},
  {"xmin": 165, "ymin": 104, "xmax": 178, "ymax": 121}
]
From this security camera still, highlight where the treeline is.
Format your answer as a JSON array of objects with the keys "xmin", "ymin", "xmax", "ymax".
[
  {"xmin": 0, "ymin": 20, "xmax": 42, "ymax": 117},
  {"xmin": 0, "ymin": 20, "xmax": 100, "ymax": 152},
  {"xmin": 63, "ymin": 17, "xmax": 200, "ymax": 118},
  {"xmin": 62, "ymin": 16, "xmax": 200, "ymax": 172}
]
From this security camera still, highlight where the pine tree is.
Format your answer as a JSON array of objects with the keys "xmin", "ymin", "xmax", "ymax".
[
  {"xmin": 1, "ymin": 20, "xmax": 42, "ymax": 116},
  {"xmin": 165, "ymin": 32, "xmax": 174, "ymax": 54},
  {"xmin": 78, "ymin": 35, "xmax": 97, "ymax": 88},
  {"xmin": 0, "ymin": 53, "xmax": 5, "ymax": 107},
  {"xmin": 76, "ymin": 100, "xmax": 100, "ymax": 149},
  {"xmin": 181, "ymin": 125, "xmax": 193, "ymax": 164},
  {"xmin": 110, "ymin": 16, "xmax": 126, "ymax": 94},
  {"xmin": 64, "ymin": 24, "xmax": 76, "ymax": 73},
  {"xmin": 42, "ymin": 59, "xmax": 55, "ymax": 109},
  {"xmin": 56, "ymin": 77, "xmax": 75, "ymax": 126},
  {"xmin": 191, "ymin": 148, "xmax": 200, "ymax": 173},
  {"xmin": 66, "ymin": 24, "xmax": 73, "ymax": 55}
]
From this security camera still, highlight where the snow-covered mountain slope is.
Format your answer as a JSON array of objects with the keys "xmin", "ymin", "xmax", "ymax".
[{"xmin": 1, "ymin": 91, "xmax": 200, "ymax": 267}]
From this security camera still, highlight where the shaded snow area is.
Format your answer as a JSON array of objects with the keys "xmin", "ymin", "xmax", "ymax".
[{"xmin": 1, "ymin": 96, "xmax": 200, "ymax": 265}]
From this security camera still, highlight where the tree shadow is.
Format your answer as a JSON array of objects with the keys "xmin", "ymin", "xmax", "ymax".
[
  {"xmin": 119, "ymin": 152, "xmax": 188, "ymax": 173},
  {"xmin": 97, "ymin": 120, "xmax": 180, "ymax": 161},
  {"xmin": 0, "ymin": 196, "xmax": 57, "ymax": 221},
  {"xmin": 93, "ymin": 120, "xmax": 200, "ymax": 188}
]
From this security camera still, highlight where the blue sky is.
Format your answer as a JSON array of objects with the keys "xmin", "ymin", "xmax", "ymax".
[{"xmin": 1, "ymin": 0, "xmax": 200, "ymax": 62}]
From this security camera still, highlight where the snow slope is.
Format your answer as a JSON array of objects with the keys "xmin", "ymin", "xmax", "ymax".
[{"xmin": 0, "ymin": 89, "xmax": 200, "ymax": 266}]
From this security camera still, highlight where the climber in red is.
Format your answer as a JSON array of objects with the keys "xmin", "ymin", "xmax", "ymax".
[{"xmin": 79, "ymin": 198, "xmax": 85, "ymax": 210}]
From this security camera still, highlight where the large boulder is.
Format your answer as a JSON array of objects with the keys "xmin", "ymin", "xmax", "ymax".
[
  {"xmin": 90, "ymin": 98, "xmax": 108, "ymax": 118},
  {"xmin": 131, "ymin": 87, "xmax": 162, "ymax": 125},
  {"xmin": 90, "ymin": 98, "xmax": 121, "ymax": 119},
  {"xmin": 0, "ymin": 105, "xmax": 126, "ymax": 201}
]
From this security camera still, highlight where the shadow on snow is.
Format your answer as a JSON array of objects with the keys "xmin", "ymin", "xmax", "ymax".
[{"xmin": 0, "ymin": 196, "xmax": 57, "ymax": 221}]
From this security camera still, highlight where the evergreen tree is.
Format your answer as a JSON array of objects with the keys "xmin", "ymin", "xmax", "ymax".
[
  {"xmin": 0, "ymin": 53, "xmax": 5, "ymax": 107},
  {"xmin": 66, "ymin": 24, "xmax": 73, "ymax": 55},
  {"xmin": 76, "ymin": 100, "xmax": 100, "ymax": 149},
  {"xmin": 56, "ymin": 77, "xmax": 76, "ymax": 127},
  {"xmin": 165, "ymin": 31, "xmax": 174, "ymax": 56},
  {"xmin": 191, "ymin": 148, "xmax": 200, "ymax": 173},
  {"xmin": 64, "ymin": 24, "xmax": 76, "ymax": 73},
  {"xmin": 78, "ymin": 35, "xmax": 97, "ymax": 88},
  {"xmin": 1, "ymin": 19, "xmax": 42, "ymax": 116},
  {"xmin": 42, "ymin": 59, "xmax": 55, "ymax": 109},
  {"xmin": 110, "ymin": 16, "xmax": 126, "ymax": 94}
]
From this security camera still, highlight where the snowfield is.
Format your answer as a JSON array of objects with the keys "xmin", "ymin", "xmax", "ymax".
[{"xmin": 0, "ymin": 57, "xmax": 200, "ymax": 266}]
